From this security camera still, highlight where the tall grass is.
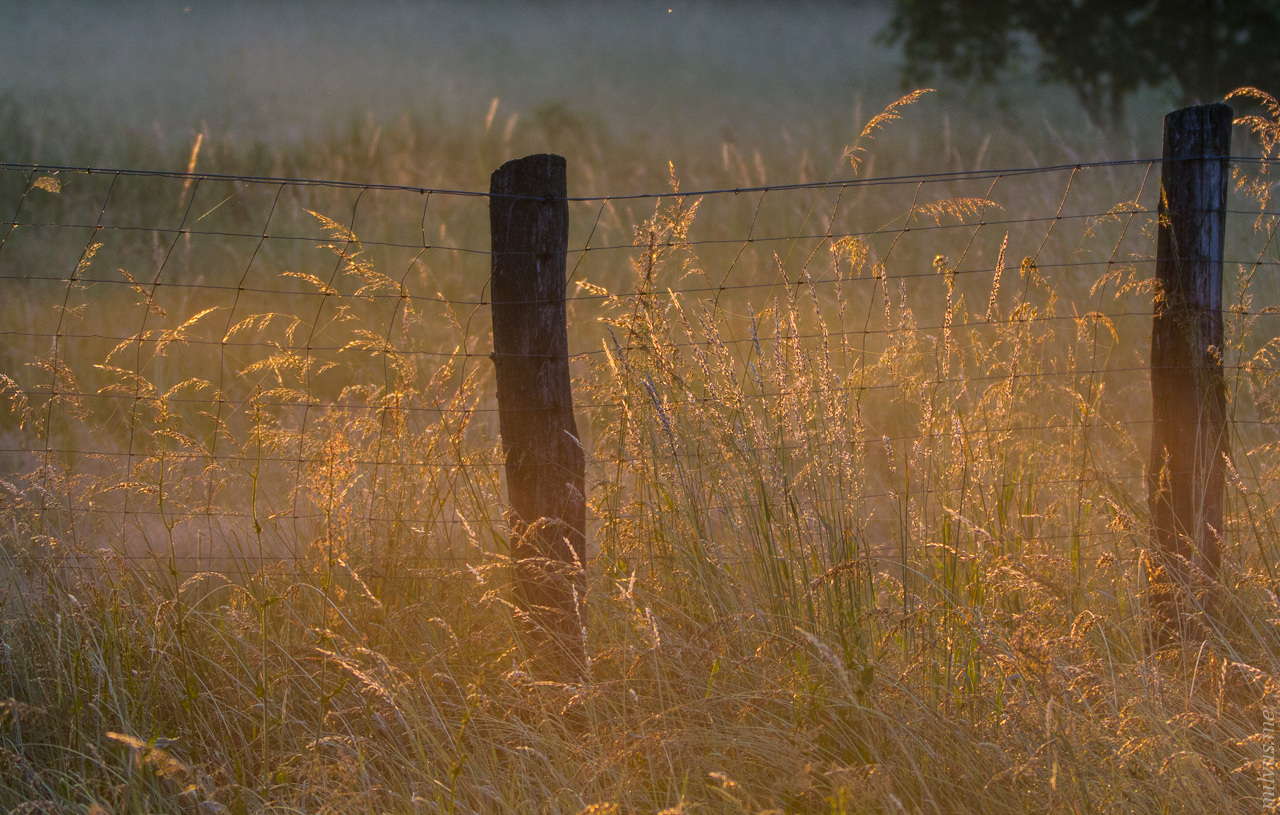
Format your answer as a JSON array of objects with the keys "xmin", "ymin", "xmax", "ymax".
[{"xmin": 1, "ymin": 87, "xmax": 1279, "ymax": 814}]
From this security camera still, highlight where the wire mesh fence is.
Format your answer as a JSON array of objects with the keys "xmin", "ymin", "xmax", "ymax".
[{"xmin": 0, "ymin": 151, "xmax": 1277, "ymax": 605}]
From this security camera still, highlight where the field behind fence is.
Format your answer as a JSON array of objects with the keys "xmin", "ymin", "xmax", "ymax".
[{"xmin": 2, "ymin": 97, "xmax": 1280, "ymax": 812}]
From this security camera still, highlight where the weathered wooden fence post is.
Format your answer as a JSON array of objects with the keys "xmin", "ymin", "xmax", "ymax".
[
  {"xmin": 1148, "ymin": 102, "xmax": 1232, "ymax": 638},
  {"xmin": 489, "ymin": 153, "xmax": 586, "ymax": 672}
]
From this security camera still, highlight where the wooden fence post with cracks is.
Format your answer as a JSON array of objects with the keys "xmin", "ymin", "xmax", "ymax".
[
  {"xmin": 489, "ymin": 153, "xmax": 587, "ymax": 673},
  {"xmin": 1148, "ymin": 102, "xmax": 1232, "ymax": 639}
]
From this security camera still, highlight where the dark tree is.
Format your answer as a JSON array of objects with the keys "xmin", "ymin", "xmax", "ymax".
[{"xmin": 879, "ymin": 0, "xmax": 1280, "ymax": 128}]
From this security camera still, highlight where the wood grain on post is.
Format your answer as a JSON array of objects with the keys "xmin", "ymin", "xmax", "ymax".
[
  {"xmin": 1149, "ymin": 103, "xmax": 1231, "ymax": 637},
  {"xmin": 489, "ymin": 154, "xmax": 586, "ymax": 671}
]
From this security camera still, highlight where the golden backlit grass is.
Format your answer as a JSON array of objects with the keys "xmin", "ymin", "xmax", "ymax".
[{"xmin": 1, "ymin": 91, "xmax": 1279, "ymax": 813}]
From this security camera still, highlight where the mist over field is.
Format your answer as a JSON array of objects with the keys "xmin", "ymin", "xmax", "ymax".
[
  {"xmin": 0, "ymin": 0, "xmax": 1186, "ymax": 186},
  {"xmin": 0, "ymin": 3, "xmax": 879, "ymax": 168}
]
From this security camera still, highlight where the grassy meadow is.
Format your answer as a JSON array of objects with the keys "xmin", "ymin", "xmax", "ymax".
[{"xmin": 3, "ymin": 2, "xmax": 1280, "ymax": 813}]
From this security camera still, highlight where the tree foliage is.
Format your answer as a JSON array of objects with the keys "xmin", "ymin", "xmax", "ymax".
[{"xmin": 879, "ymin": 0, "xmax": 1280, "ymax": 128}]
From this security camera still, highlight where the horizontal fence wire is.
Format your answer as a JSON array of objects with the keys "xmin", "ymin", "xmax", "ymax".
[{"xmin": 0, "ymin": 153, "xmax": 1277, "ymax": 592}]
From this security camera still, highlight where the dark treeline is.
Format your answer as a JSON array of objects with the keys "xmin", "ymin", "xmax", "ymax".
[{"xmin": 879, "ymin": 0, "xmax": 1280, "ymax": 128}]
